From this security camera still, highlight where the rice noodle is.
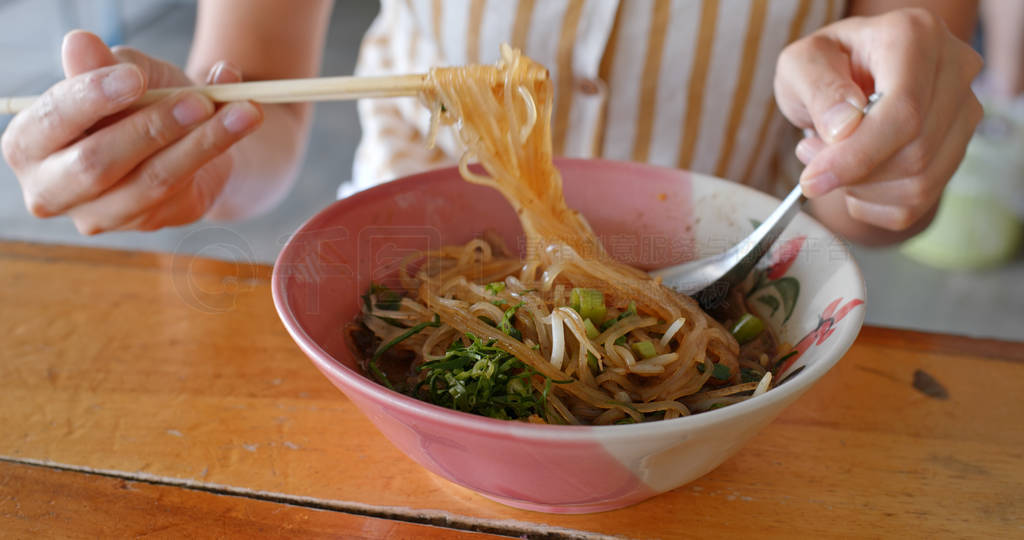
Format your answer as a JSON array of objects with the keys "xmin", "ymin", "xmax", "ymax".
[
  {"xmin": 753, "ymin": 372, "xmax": 773, "ymax": 397},
  {"xmin": 547, "ymin": 310, "xmax": 566, "ymax": 370},
  {"xmin": 660, "ymin": 318, "xmax": 686, "ymax": 347},
  {"xmin": 353, "ymin": 45, "xmax": 781, "ymax": 425}
]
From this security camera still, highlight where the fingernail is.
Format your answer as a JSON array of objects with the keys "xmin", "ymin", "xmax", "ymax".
[
  {"xmin": 172, "ymin": 93, "xmax": 210, "ymax": 126},
  {"xmin": 102, "ymin": 65, "xmax": 144, "ymax": 102},
  {"xmin": 801, "ymin": 171, "xmax": 840, "ymax": 198},
  {"xmin": 822, "ymin": 102, "xmax": 862, "ymax": 143},
  {"xmin": 207, "ymin": 61, "xmax": 242, "ymax": 84},
  {"xmin": 795, "ymin": 138, "xmax": 818, "ymax": 164},
  {"xmin": 222, "ymin": 102, "xmax": 260, "ymax": 134},
  {"xmin": 845, "ymin": 196, "xmax": 911, "ymax": 231}
]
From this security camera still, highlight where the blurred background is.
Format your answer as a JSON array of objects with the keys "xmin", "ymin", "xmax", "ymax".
[{"xmin": 0, "ymin": 0, "xmax": 1021, "ymax": 341}]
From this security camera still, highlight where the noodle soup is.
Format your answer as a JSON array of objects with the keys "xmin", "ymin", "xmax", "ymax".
[
  {"xmin": 349, "ymin": 46, "xmax": 788, "ymax": 425},
  {"xmin": 351, "ymin": 261, "xmax": 784, "ymax": 425},
  {"xmin": 272, "ymin": 158, "xmax": 866, "ymax": 512}
]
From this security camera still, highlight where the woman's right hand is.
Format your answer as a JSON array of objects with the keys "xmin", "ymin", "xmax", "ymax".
[{"xmin": 1, "ymin": 30, "xmax": 263, "ymax": 234}]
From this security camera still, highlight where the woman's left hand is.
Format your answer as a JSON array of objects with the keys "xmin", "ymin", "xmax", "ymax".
[{"xmin": 774, "ymin": 8, "xmax": 983, "ymax": 232}]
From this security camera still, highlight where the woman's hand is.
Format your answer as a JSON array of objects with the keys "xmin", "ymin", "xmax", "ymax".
[
  {"xmin": 1, "ymin": 30, "xmax": 263, "ymax": 234},
  {"xmin": 774, "ymin": 8, "xmax": 983, "ymax": 235}
]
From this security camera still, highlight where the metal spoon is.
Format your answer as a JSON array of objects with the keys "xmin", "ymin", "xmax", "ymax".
[
  {"xmin": 652, "ymin": 92, "xmax": 881, "ymax": 311},
  {"xmin": 650, "ymin": 184, "xmax": 806, "ymax": 311}
]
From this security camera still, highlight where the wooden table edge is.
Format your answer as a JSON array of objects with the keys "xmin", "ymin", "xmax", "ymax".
[{"xmin": 0, "ymin": 456, "xmax": 616, "ymax": 540}]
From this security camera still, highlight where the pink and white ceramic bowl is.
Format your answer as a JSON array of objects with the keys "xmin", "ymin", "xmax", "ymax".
[{"xmin": 271, "ymin": 158, "xmax": 866, "ymax": 514}]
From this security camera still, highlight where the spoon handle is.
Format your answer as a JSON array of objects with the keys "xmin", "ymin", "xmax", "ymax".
[
  {"xmin": 713, "ymin": 184, "xmax": 807, "ymax": 291},
  {"xmin": 651, "ymin": 183, "xmax": 807, "ymax": 309}
]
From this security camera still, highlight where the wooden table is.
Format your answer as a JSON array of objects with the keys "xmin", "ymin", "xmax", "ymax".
[{"xmin": 1, "ymin": 240, "xmax": 1021, "ymax": 539}]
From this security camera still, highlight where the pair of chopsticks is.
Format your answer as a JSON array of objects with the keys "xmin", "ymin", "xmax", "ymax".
[{"xmin": 0, "ymin": 73, "xmax": 430, "ymax": 115}]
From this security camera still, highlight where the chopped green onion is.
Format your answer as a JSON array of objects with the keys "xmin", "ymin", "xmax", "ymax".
[
  {"xmin": 730, "ymin": 313, "xmax": 764, "ymax": 344},
  {"xmin": 631, "ymin": 341, "xmax": 657, "ymax": 359},
  {"xmin": 570, "ymin": 288, "xmax": 606, "ymax": 324},
  {"xmin": 615, "ymin": 417, "xmax": 637, "ymax": 425},
  {"xmin": 587, "ymin": 352, "xmax": 600, "ymax": 374},
  {"xmin": 615, "ymin": 335, "xmax": 628, "ymax": 346},
  {"xmin": 711, "ymin": 363, "xmax": 731, "ymax": 380},
  {"xmin": 485, "ymin": 281, "xmax": 506, "ymax": 295},
  {"xmin": 708, "ymin": 403, "xmax": 728, "ymax": 410},
  {"xmin": 583, "ymin": 318, "xmax": 600, "ymax": 339},
  {"xmin": 370, "ymin": 314, "xmax": 442, "ymax": 389}
]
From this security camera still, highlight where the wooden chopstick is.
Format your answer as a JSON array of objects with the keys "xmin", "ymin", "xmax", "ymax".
[{"xmin": 0, "ymin": 73, "xmax": 429, "ymax": 115}]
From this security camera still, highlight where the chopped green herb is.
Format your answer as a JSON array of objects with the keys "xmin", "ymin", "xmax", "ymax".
[
  {"xmin": 415, "ymin": 333, "xmax": 566, "ymax": 421},
  {"xmin": 730, "ymin": 313, "xmax": 764, "ymax": 345},
  {"xmin": 379, "ymin": 317, "xmax": 405, "ymax": 327},
  {"xmin": 695, "ymin": 361, "xmax": 724, "ymax": 376},
  {"xmin": 711, "ymin": 363, "xmax": 731, "ymax": 380},
  {"xmin": 367, "ymin": 362, "xmax": 392, "ymax": 391},
  {"xmin": 708, "ymin": 402, "xmax": 728, "ymax": 410},
  {"xmin": 361, "ymin": 283, "xmax": 404, "ymax": 325},
  {"xmin": 773, "ymin": 349, "xmax": 798, "ymax": 369},
  {"xmin": 615, "ymin": 335, "xmax": 628, "ymax": 347},
  {"xmin": 615, "ymin": 417, "xmax": 637, "ymax": 425},
  {"xmin": 485, "ymin": 281, "xmax": 506, "ymax": 295},
  {"xmin": 623, "ymin": 301, "xmax": 637, "ymax": 318},
  {"xmin": 632, "ymin": 341, "xmax": 657, "ymax": 359},
  {"xmin": 369, "ymin": 314, "xmax": 442, "ymax": 390},
  {"xmin": 367, "ymin": 283, "xmax": 403, "ymax": 310},
  {"xmin": 583, "ymin": 318, "xmax": 600, "ymax": 340},
  {"xmin": 491, "ymin": 299, "xmax": 508, "ymax": 306},
  {"xmin": 741, "ymin": 368, "xmax": 763, "ymax": 383},
  {"xmin": 587, "ymin": 352, "xmax": 600, "ymax": 374},
  {"xmin": 498, "ymin": 302, "xmax": 524, "ymax": 341},
  {"xmin": 601, "ymin": 301, "xmax": 637, "ymax": 331},
  {"xmin": 361, "ymin": 285, "xmax": 375, "ymax": 312},
  {"xmin": 506, "ymin": 376, "xmax": 530, "ymax": 396}
]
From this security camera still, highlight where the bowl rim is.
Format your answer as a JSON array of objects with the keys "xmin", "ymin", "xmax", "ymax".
[{"xmin": 271, "ymin": 157, "xmax": 866, "ymax": 442}]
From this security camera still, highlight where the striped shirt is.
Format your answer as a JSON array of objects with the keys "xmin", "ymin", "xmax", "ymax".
[{"xmin": 343, "ymin": 0, "xmax": 847, "ymax": 198}]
